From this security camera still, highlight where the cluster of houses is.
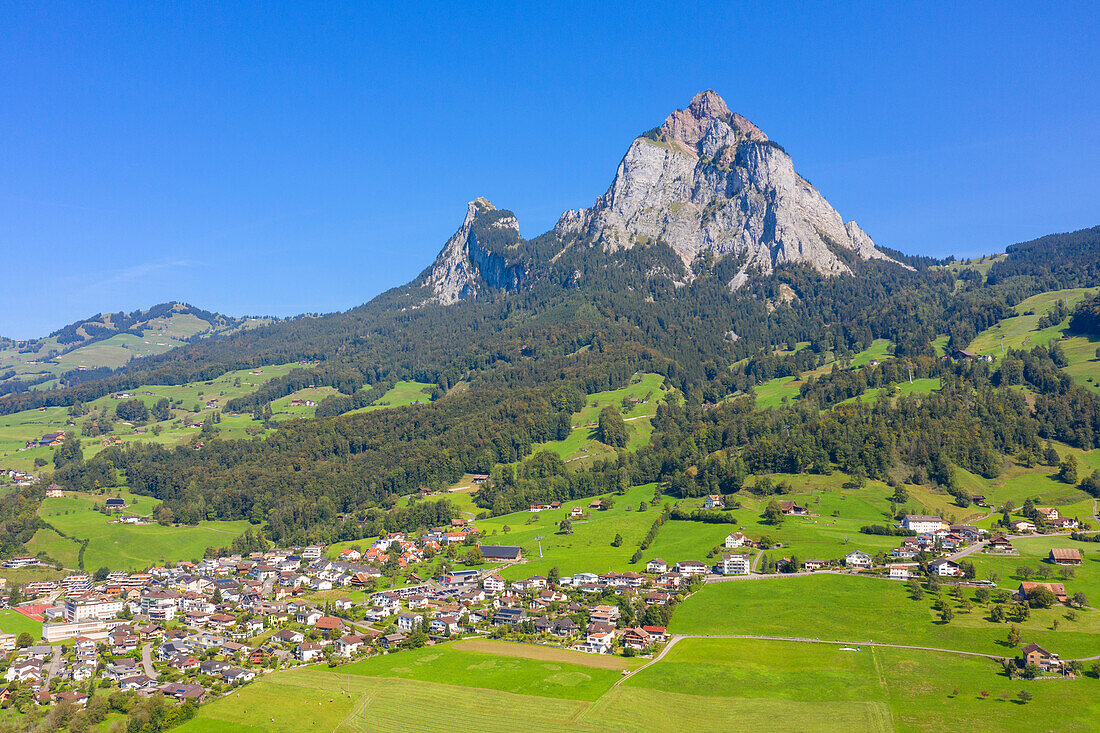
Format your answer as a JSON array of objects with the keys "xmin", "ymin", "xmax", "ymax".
[
  {"xmin": 25, "ymin": 431, "xmax": 65, "ymax": 449},
  {"xmin": 0, "ymin": 536, "xmax": 708, "ymax": 710},
  {"xmin": 2, "ymin": 469, "xmax": 35, "ymax": 486}
]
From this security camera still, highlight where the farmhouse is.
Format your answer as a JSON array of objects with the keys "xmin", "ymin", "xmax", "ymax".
[
  {"xmin": 703, "ymin": 495, "xmax": 723, "ymax": 509},
  {"xmin": 45, "ymin": 484, "xmax": 64, "ymax": 498},
  {"xmin": 105, "ymin": 498, "xmax": 126, "ymax": 509},
  {"xmin": 1011, "ymin": 520, "xmax": 1036, "ymax": 533},
  {"xmin": 724, "ymin": 532, "xmax": 747, "ymax": 548},
  {"xmin": 1018, "ymin": 582, "xmax": 1069, "ymax": 604},
  {"xmin": 929, "ymin": 559, "xmax": 961, "ymax": 577},
  {"xmin": 778, "ymin": 500, "xmax": 806, "ymax": 515},
  {"xmin": 1034, "ymin": 507, "xmax": 1060, "ymax": 521},
  {"xmin": 901, "ymin": 515, "xmax": 943, "ymax": 534},
  {"xmin": 1048, "ymin": 548, "xmax": 1082, "ymax": 565},
  {"xmin": 987, "ymin": 535, "xmax": 1014, "ymax": 553},
  {"xmin": 803, "ymin": 559, "xmax": 826, "ymax": 571},
  {"xmin": 1021, "ymin": 643, "xmax": 1062, "ymax": 672}
]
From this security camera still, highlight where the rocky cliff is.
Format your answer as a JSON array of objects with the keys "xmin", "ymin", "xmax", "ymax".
[
  {"xmin": 424, "ymin": 90, "xmax": 906, "ymax": 304},
  {"xmin": 423, "ymin": 198, "xmax": 526, "ymax": 305},
  {"xmin": 555, "ymin": 90, "xmax": 906, "ymax": 287}
]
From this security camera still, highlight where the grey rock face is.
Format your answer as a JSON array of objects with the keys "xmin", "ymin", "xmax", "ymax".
[
  {"xmin": 554, "ymin": 90, "xmax": 909, "ymax": 287},
  {"xmin": 425, "ymin": 198, "xmax": 525, "ymax": 305}
]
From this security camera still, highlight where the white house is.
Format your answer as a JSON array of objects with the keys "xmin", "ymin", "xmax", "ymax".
[
  {"xmin": 483, "ymin": 574, "xmax": 506, "ymax": 593},
  {"xmin": 645, "ymin": 558, "xmax": 668, "ymax": 574},
  {"xmin": 674, "ymin": 561, "xmax": 708, "ymax": 576},
  {"xmin": 396, "ymin": 612, "xmax": 423, "ymax": 632},
  {"xmin": 844, "ymin": 550, "xmax": 872, "ymax": 568},
  {"xmin": 703, "ymin": 494, "xmax": 723, "ymax": 509},
  {"xmin": 724, "ymin": 532, "xmax": 746, "ymax": 549},
  {"xmin": 888, "ymin": 565, "xmax": 910, "ymax": 581},
  {"xmin": 929, "ymin": 559, "xmax": 961, "ymax": 577},
  {"xmin": 902, "ymin": 515, "xmax": 944, "ymax": 534},
  {"xmin": 716, "ymin": 553, "xmax": 751, "ymax": 576}
]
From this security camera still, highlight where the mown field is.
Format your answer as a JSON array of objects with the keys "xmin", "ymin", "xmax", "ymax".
[
  {"xmin": 175, "ymin": 629, "xmax": 1100, "ymax": 732},
  {"xmin": 30, "ymin": 490, "xmax": 253, "ymax": 571},
  {"xmin": 0, "ymin": 609, "xmax": 43, "ymax": 640},
  {"xmin": 671, "ymin": 573, "xmax": 1100, "ymax": 658}
]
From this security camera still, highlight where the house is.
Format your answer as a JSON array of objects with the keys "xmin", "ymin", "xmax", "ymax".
[
  {"xmin": 334, "ymin": 634, "xmax": 364, "ymax": 657},
  {"xmin": 971, "ymin": 494, "xmax": 987, "ymax": 507},
  {"xmin": 1021, "ymin": 643, "xmax": 1062, "ymax": 672},
  {"xmin": 579, "ymin": 629, "xmax": 614, "ymax": 654},
  {"xmin": 1018, "ymin": 582, "xmax": 1069, "ymax": 604},
  {"xmin": 379, "ymin": 633, "xmax": 405, "ymax": 650},
  {"xmin": 396, "ymin": 612, "xmax": 423, "ymax": 632},
  {"xmin": 105, "ymin": 497, "xmax": 126, "ymax": 509},
  {"xmin": 844, "ymin": 551, "xmax": 872, "ymax": 568},
  {"xmin": 1048, "ymin": 548, "xmax": 1082, "ymax": 566},
  {"xmin": 888, "ymin": 565, "xmax": 910, "ymax": 581},
  {"xmin": 1050, "ymin": 517, "xmax": 1080, "ymax": 530},
  {"xmin": 703, "ymin": 494, "xmax": 723, "ymax": 509},
  {"xmin": 159, "ymin": 683, "xmax": 206, "ymax": 702},
  {"xmin": 589, "ymin": 499, "xmax": 603, "ymax": 510},
  {"xmin": 1011, "ymin": 520, "xmax": 1036, "ymax": 533},
  {"xmin": 620, "ymin": 627, "xmax": 654, "ymax": 650},
  {"xmin": 1034, "ymin": 507, "xmax": 1060, "ymax": 521},
  {"xmin": 45, "ymin": 485, "xmax": 64, "ymax": 498},
  {"xmin": 570, "ymin": 506, "xmax": 584, "ymax": 518},
  {"xmin": 296, "ymin": 642, "xmax": 324, "ymax": 661},
  {"xmin": 803, "ymin": 559, "xmax": 826, "ymax": 571},
  {"xmin": 929, "ymin": 559, "xmax": 961, "ymax": 577},
  {"xmin": 724, "ymin": 532, "xmax": 747, "ymax": 549},
  {"xmin": 492, "ymin": 607, "xmax": 526, "ymax": 626},
  {"xmin": 315, "ymin": 616, "xmax": 343, "ymax": 633},
  {"xmin": 716, "ymin": 553, "xmax": 751, "ymax": 576},
  {"xmin": 482, "ymin": 574, "xmax": 506, "ymax": 593},
  {"xmin": 479, "ymin": 545, "xmax": 523, "ymax": 561},
  {"xmin": 778, "ymin": 500, "xmax": 807, "ymax": 516},
  {"xmin": 987, "ymin": 535, "xmax": 1015, "ymax": 553},
  {"xmin": 338, "ymin": 548, "xmax": 362, "ymax": 561},
  {"xmin": 646, "ymin": 558, "xmax": 668, "ymax": 574},
  {"xmin": 674, "ymin": 561, "xmax": 708, "ymax": 576},
  {"xmin": 901, "ymin": 515, "xmax": 943, "ymax": 534},
  {"xmin": 430, "ymin": 615, "xmax": 460, "ymax": 635},
  {"xmin": 272, "ymin": 629, "xmax": 305, "ymax": 645}
]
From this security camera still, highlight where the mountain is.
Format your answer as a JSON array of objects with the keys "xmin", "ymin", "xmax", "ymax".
[
  {"xmin": 423, "ymin": 90, "xmax": 907, "ymax": 304},
  {"xmin": 0, "ymin": 302, "xmax": 270, "ymax": 396}
]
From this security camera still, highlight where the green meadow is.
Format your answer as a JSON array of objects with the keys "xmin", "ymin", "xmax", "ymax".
[
  {"xmin": 31, "ymin": 490, "xmax": 253, "ymax": 571},
  {"xmin": 0, "ymin": 609, "xmax": 43, "ymax": 640},
  {"xmin": 671, "ymin": 573, "xmax": 1100, "ymax": 658}
]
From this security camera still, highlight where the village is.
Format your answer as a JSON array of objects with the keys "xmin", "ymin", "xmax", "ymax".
[{"xmin": 0, "ymin": 484, "xmax": 1091, "ymax": 715}]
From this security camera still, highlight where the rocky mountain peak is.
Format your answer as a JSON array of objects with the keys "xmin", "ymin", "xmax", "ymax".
[
  {"xmin": 554, "ymin": 90, "xmax": 910, "ymax": 285},
  {"xmin": 424, "ymin": 198, "xmax": 525, "ymax": 305}
]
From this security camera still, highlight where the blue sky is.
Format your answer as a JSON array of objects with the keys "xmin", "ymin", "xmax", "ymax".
[{"xmin": 2, "ymin": 2, "xmax": 1098, "ymax": 337}]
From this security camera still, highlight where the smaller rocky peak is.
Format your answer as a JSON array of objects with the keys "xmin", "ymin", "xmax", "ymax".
[{"xmin": 463, "ymin": 196, "xmax": 498, "ymax": 227}]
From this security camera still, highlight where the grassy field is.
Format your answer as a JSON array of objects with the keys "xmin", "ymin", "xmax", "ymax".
[
  {"xmin": 969, "ymin": 288, "xmax": 1097, "ymax": 357},
  {"xmin": 341, "ymin": 639, "xmax": 633, "ymax": 700},
  {"xmin": 750, "ymin": 340, "xmax": 896, "ymax": 409},
  {"xmin": 474, "ymin": 484, "xmax": 659, "ymax": 581},
  {"xmin": 347, "ymin": 381, "xmax": 435, "ymax": 415},
  {"xmin": 34, "ymin": 490, "xmax": 253, "ymax": 571},
  {"xmin": 614, "ymin": 638, "xmax": 1100, "ymax": 732},
  {"xmin": 965, "ymin": 535, "xmax": 1100, "ymax": 600},
  {"xmin": 0, "ymin": 609, "xmax": 43, "ymax": 640},
  {"xmin": 671, "ymin": 573, "xmax": 1100, "ymax": 658}
]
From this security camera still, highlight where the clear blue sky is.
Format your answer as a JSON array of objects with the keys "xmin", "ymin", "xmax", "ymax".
[{"xmin": 2, "ymin": 2, "xmax": 1098, "ymax": 337}]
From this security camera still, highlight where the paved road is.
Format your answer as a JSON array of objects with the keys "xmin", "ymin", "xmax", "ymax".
[
  {"xmin": 44, "ymin": 646, "xmax": 61, "ymax": 682},
  {"xmin": 141, "ymin": 644, "xmax": 157, "ymax": 678}
]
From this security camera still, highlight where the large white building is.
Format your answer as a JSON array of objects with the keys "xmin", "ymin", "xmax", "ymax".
[
  {"xmin": 64, "ymin": 595, "xmax": 123, "ymax": 622},
  {"xmin": 902, "ymin": 515, "xmax": 944, "ymax": 534},
  {"xmin": 716, "ymin": 553, "xmax": 751, "ymax": 575}
]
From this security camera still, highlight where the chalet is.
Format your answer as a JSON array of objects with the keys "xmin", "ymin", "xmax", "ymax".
[
  {"xmin": 621, "ymin": 627, "xmax": 654, "ymax": 650},
  {"xmin": 339, "ymin": 548, "xmax": 362, "ymax": 561},
  {"xmin": 479, "ymin": 545, "xmax": 523, "ymax": 561},
  {"xmin": 888, "ymin": 565, "xmax": 910, "ymax": 581},
  {"xmin": 1050, "ymin": 517, "xmax": 1080, "ymax": 530},
  {"xmin": 646, "ymin": 558, "xmax": 668, "ymax": 574},
  {"xmin": 105, "ymin": 498, "xmax": 126, "ymax": 509},
  {"xmin": 570, "ymin": 506, "xmax": 584, "ymax": 518},
  {"xmin": 778, "ymin": 500, "xmax": 807, "ymax": 516},
  {"xmin": 1021, "ymin": 643, "xmax": 1062, "ymax": 672},
  {"xmin": 844, "ymin": 550, "xmax": 872, "ymax": 568},
  {"xmin": 589, "ymin": 499, "xmax": 604, "ymax": 510},
  {"xmin": 430, "ymin": 615, "xmax": 461, "ymax": 635},
  {"xmin": 987, "ymin": 535, "xmax": 1015, "ymax": 553},
  {"xmin": 901, "ymin": 515, "xmax": 943, "ymax": 534},
  {"xmin": 1018, "ymin": 582, "xmax": 1069, "ymax": 604},
  {"xmin": 703, "ymin": 495, "xmax": 723, "ymax": 509},
  {"xmin": 970, "ymin": 494, "xmax": 987, "ymax": 507},
  {"xmin": 724, "ymin": 532, "xmax": 747, "ymax": 548},
  {"xmin": 1048, "ymin": 548, "xmax": 1083, "ymax": 566},
  {"xmin": 716, "ymin": 553, "xmax": 751, "ymax": 576}
]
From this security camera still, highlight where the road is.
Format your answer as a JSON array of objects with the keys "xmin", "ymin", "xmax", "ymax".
[
  {"xmin": 141, "ymin": 644, "xmax": 157, "ymax": 678},
  {"xmin": 44, "ymin": 646, "xmax": 61, "ymax": 682}
]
